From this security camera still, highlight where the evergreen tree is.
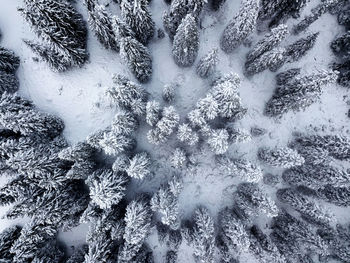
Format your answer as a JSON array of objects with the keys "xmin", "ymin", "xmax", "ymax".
[
  {"xmin": 170, "ymin": 148, "xmax": 187, "ymax": 168},
  {"xmin": 177, "ymin": 123, "xmax": 199, "ymax": 146},
  {"xmin": 196, "ymin": 94, "xmax": 219, "ymax": 121},
  {"xmin": 111, "ymin": 111, "xmax": 138, "ymax": 136},
  {"xmin": 151, "ymin": 177, "xmax": 183, "ymax": 230},
  {"xmin": 207, "ymin": 128, "xmax": 229, "ymax": 154},
  {"xmin": 332, "ymin": 60, "xmax": 350, "ymax": 87},
  {"xmin": 220, "ymin": 0, "xmax": 259, "ymax": 53},
  {"xmin": 120, "ymin": 37, "xmax": 152, "ymax": 83},
  {"xmin": 120, "ymin": 0, "xmax": 155, "ymax": 45},
  {"xmin": 84, "ymin": 238, "xmax": 117, "ymax": 263},
  {"xmin": 112, "ymin": 154, "xmax": 130, "ymax": 173},
  {"xmin": 235, "ymin": 183, "xmax": 279, "ymax": 217},
  {"xmin": 277, "ymin": 188, "xmax": 334, "ymax": 225},
  {"xmin": 0, "ymin": 72, "xmax": 19, "ymax": 94},
  {"xmin": 172, "ymin": 14, "xmax": 199, "ymax": 67},
  {"xmin": 19, "ymin": 0, "xmax": 88, "ymax": 71},
  {"xmin": 163, "ymin": 83, "xmax": 177, "ymax": 103},
  {"xmin": 84, "ymin": 0, "xmax": 118, "ymax": 51},
  {"xmin": 283, "ymin": 164, "xmax": 350, "ymax": 190},
  {"xmin": 246, "ymin": 24, "xmax": 289, "ymax": 63},
  {"xmin": 106, "ymin": 74, "xmax": 148, "ymax": 115},
  {"xmin": 245, "ymin": 47, "xmax": 287, "ymax": 76},
  {"xmin": 111, "ymin": 16, "xmax": 135, "ymax": 41},
  {"xmin": 165, "ymin": 250, "xmax": 177, "ymax": 263},
  {"xmin": 96, "ymin": 130, "xmax": 136, "ymax": 156},
  {"xmin": 196, "ymin": 48, "xmax": 219, "ymax": 78},
  {"xmin": 265, "ymin": 70, "xmax": 338, "ymax": 117},
  {"xmin": 317, "ymin": 185, "xmax": 350, "ymax": 207},
  {"xmin": 275, "ymin": 68, "xmax": 301, "ymax": 86},
  {"xmin": 0, "ymin": 225, "xmax": 21, "ymax": 261},
  {"xmin": 86, "ymin": 168, "xmax": 128, "ymax": 209},
  {"xmin": 31, "ymin": 241, "xmax": 65, "ymax": 263},
  {"xmin": 217, "ymin": 155, "xmax": 263, "ymax": 183},
  {"xmin": 126, "ymin": 152, "xmax": 151, "ymax": 179},
  {"xmin": 66, "ymin": 245, "xmax": 88, "ymax": 263},
  {"xmin": 258, "ymin": 147, "xmax": 305, "ymax": 168},
  {"xmin": 0, "ymin": 47, "xmax": 20, "ymax": 73},
  {"xmin": 285, "ymin": 33, "xmax": 319, "ymax": 62},
  {"xmin": 163, "ymin": 0, "xmax": 205, "ymax": 38},
  {"xmin": 228, "ymin": 127, "xmax": 252, "ymax": 144},
  {"xmin": 292, "ymin": 145, "xmax": 330, "ymax": 165},
  {"xmin": 331, "ymin": 31, "xmax": 350, "ymax": 59},
  {"xmin": 146, "ymin": 100, "xmax": 161, "ymax": 127}
]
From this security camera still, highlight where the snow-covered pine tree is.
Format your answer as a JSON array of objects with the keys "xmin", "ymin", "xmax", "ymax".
[
  {"xmin": 196, "ymin": 94, "xmax": 219, "ymax": 121},
  {"xmin": 120, "ymin": 0, "xmax": 155, "ymax": 45},
  {"xmin": 126, "ymin": 152, "xmax": 151, "ymax": 179},
  {"xmin": 196, "ymin": 48, "xmax": 219, "ymax": 78},
  {"xmin": 84, "ymin": 237, "xmax": 117, "ymax": 263},
  {"xmin": 285, "ymin": 32, "xmax": 319, "ymax": 62},
  {"xmin": 146, "ymin": 100, "xmax": 161, "ymax": 126},
  {"xmin": 31, "ymin": 240, "xmax": 65, "ymax": 263},
  {"xmin": 0, "ymin": 47, "xmax": 20, "ymax": 73},
  {"xmin": 258, "ymin": 147, "xmax": 305, "ymax": 168},
  {"xmin": 177, "ymin": 123, "xmax": 199, "ymax": 146},
  {"xmin": 111, "ymin": 16, "xmax": 136, "ymax": 41},
  {"xmin": 0, "ymin": 225, "xmax": 21, "ymax": 261},
  {"xmin": 163, "ymin": 83, "xmax": 177, "ymax": 103},
  {"xmin": 227, "ymin": 127, "xmax": 252, "ymax": 144},
  {"xmin": 19, "ymin": 0, "xmax": 88, "ymax": 71},
  {"xmin": 66, "ymin": 245, "xmax": 88, "ymax": 263},
  {"xmin": 170, "ymin": 148, "xmax": 187, "ymax": 168},
  {"xmin": 84, "ymin": 0, "xmax": 118, "ymax": 51},
  {"xmin": 186, "ymin": 207, "xmax": 216, "ymax": 263},
  {"xmin": 96, "ymin": 130, "xmax": 136, "ymax": 156},
  {"xmin": 207, "ymin": 128, "xmax": 229, "ymax": 154},
  {"xmin": 86, "ymin": 168, "xmax": 128, "ymax": 209},
  {"xmin": 166, "ymin": 250, "xmax": 177, "ymax": 263},
  {"xmin": 316, "ymin": 185, "xmax": 350, "ymax": 207},
  {"xmin": 265, "ymin": 70, "xmax": 338, "ymax": 117},
  {"xmin": 245, "ymin": 47, "xmax": 287, "ymax": 76},
  {"xmin": 275, "ymin": 68, "xmax": 301, "ymax": 86},
  {"xmin": 111, "ymin": 111, "xmax": 138, "ymax": 136},
  {"xmin": 147, "ymin": 106, "xmax": 179, "ymax": 145},
  {"xmin": 0, "ymin": 71, "xmax": 19, "ymax": 94},
  {"xmin": 106, "ymin": 74, "xmax": 148, "ymax": 115},
  {"xmin": 172, "ymin": 14, "xmax": 199, "ymax": 67},
  {"xmin": 235, "ymin": 182, "xmax": 279, "ymax": 217},
  {"xmin": 332, "ymin": 60, "xmax": 350, "ymax": 87},
  {"xmin": 120, "ymin": 37, "xmax": 152, "ymax": 83},
  {"xmin": 293, "ymin": 0, "xmax": 340, "ymax": 35},
  {"xmin": 292, "ymin": 144, "xmax": 330, "ymax": 165},
  {"xmin": 151, "ymin": 177, "xmax": 183, "ymax": 230},
  {"xmin": 282, "ymin": 164, "xmax": 350, "ymax": 190},
  {"xmin": 217, "ymin": 155, "xmax": 263, "ymax": 183},
  {"xmin": 163, "ymin": 0, "xmax": 205, "ymax": 38},
  {"xmin": 0, "ymin": 93, "xmax": 64, "ymax": 137},
  {"xmin": 277, "ymin": 188, "xmax": 334, "ymax": 225},
  {"xmin": 246, "ymin": 24, "xmax": 289, "ymax": 63},
  {"xmin": 220, "ymin": 0, "xmax": 259, "ymax": 53},
  {"xmin": 331, "ymin": 31, "xmax": 350, "ymax": 59}
]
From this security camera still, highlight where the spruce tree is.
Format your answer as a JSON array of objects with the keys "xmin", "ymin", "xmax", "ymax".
[
  {"xmin": 275, "ymin": 68, "xmax": 301, "ymax": 86},
  {"xmin": 0, "ymin": 47, "xmax": 20, "ymax": 73},
  {"xmin": 285, "ymin": 33, "xmax": 319, "ymax": 62},
  {"xmin": 220, "ymin": 0, "xmax": 259, "ymax": 53},
  {"xmin": 120, "ymin": 0, "xmax": 155, "ymax": 45},
  {"xmin": 19, "ymin": 0, "xmax": 88, "ymax": 71},
  {"xmin": 207, "ymin": 128, "xmax": 229, "ymax": 154},
  {"xmin": 85, "ymin": 0, "xmax": 118, "ymax": 51},
  {"xmin": 120, "ymin": 37, "xmax": 152, "ymax": 83},
  {"xmin": 99, "ymin": 130, "xmax": 136, "ymax": 156},
  {"xmin": 317, "ymin": 185, "xmax": 350, "ymax": 207},
  {"xmin": 163, "ymin": 83, "xmax": 177, "ymax": 103},
  {"xmin": 170, "ymin": 147, "xmax": 187, "ymax": 168},
  {"xmin": 111, "ymin": 111, "xmax": 138, "ymax": 136},
  {"xmin": 0, "ymin": 72, "xmax": 19, "ymax": 94},
  {"xmin": 258, "ymin": 147, "xmax": 305, "ymax": 168},
  {"xmin": 126, "ymin": 152, "xmax": 151, "ymax": 179},
  {"xmin": 86, "ymin": 168, "xmax": 128, "ymax": 209},
  {"xmin": 177, "ymin": 123, "xmax": 199, "ymax": 146},
  {"xmin": 146, "ymin": 100, "xmax": 161, "ymax": 127},
  {"xmin": 0, "ymin": 225, "xmax": 21, "ymax": 261},
  {"xmin": 172, "ymin": 14, "xmax": 199, "ymax": 67},
  {"xmin": 246, "ymin": 24, "xmax": 289, "ymax": 63},
  {"xmin": 331, "ymin": 31, "xmax": 350, "ymax": 59},
  {"xmin": 196, "ymin": 48, "xmax": 219, "ymax": 78}
]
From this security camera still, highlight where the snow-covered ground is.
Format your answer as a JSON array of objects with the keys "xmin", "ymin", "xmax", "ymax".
[{"xmin": 0, "ymin": 0, "xmax": 350, "ymax": 262}]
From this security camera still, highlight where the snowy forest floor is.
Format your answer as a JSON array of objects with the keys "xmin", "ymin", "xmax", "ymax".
[{"xmin": 0, "ymin": 0, "xmax": 350, "ymax": 262}]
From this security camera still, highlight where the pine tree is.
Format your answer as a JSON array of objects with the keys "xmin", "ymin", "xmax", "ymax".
[
  {"xmin": 207, "ymin": 128, "xmax": 229, "ymax": 154},
  {"xmin": 282, "ymin": 164, "xmax": 350, "ymax": 190},
  {"xmin": 285, "ymin": 33, "xmax": 319, "ymax": 62},
  {"xmin": 172, "ymin": 14, "xmax": 199, "ymax": 67},
  {"xmin": 151, "ymin": 177, "xmax": 183, "ymax": 230},
  {"xmin": 86, "ymin": 168, "xmax": 128, "ymax": 209},
  {"xmin": 217, "ymin": 155, "xmax": 263, "ymax": 183},
  {"xmin": 317, "ymin": 185, "xmax": 350, "ymax": 207},
  {"xmin": 170, "ymin": 148, "xmax": 187, "ymax": 168},
  {"xmin": 187, "ymin": 207, "xmax": 216, "ymax": 263},
  {"xmin": 0, "ymin": 47, "xmax": 20, "ymax": 73},
  {"xmin": 236, "ymin": 183, "xmax": 279, "ymax": 217},
  {"xmin": 120, "ymin": 37, "xmax": 152, "ymax": 83},
  {"xmin": 277, "ymin": 188, "xmax": 334, "ymax": 225},
  {"xmin": 163, "ymin": 0, "xmax": 205, "ymax": 38},
  {"xmin": 246, "ymin": 24, "xmax": 289, "ymax": 63},
  {"xmin": 275, "ymin": 68, "xmax": 301, "ymax": 86},
  {"xmin": 120, "ymin": 0, "xmax": 155, "ymax": 45},
  {"xmin": 97, "ymin": 130, "xmax": 136, "ymax": 156},
  {"xmin": 245, "ymin": 47, "xmax": 287, "ymax": 76},
  {"xmin": 220, "ymin": 0, "xmax": 259, "ymax": 53},
  {"xmin": 31, "ymin": 240, "xmax": 65, "ymax": 263},
  {"xmin": 106, "ymin": 74, "xmax": 148, "ymax": 115},
  {"xmin": 111, "ymin": 111, "xmax": 138, "ymax": 136},
  {"xmin": 332, "ymin": 60, "xmax": 350, "ymax": 87},
  {"xmin": 265, "ymin": 70, "xmax": 338, "ymax": 117},
  {"xmin": 196, "ymin": 48, "xmax": 219, "ymax": 78},
  {"xmin": 84, "ymin": 238, "xmax": 117, "ymax": 263},
  {"xmin": 19, "ymin": 0, "xmax": 88, "ymax": 71},
  {"xmin": 66, "ymin": 245, "xmax": 88, "ymax": 263},
  {"xmin": 0, "ymin": 71, "xmax": 19, "ymax": 94},
  {"xmin": 163, "ymin": 83, "xmax": 177, "ymax": 103},
  {"xmin": 85, "ymin": 0, "xmax": 118, "ymax": 51},
  {"xmin": 112, "ymin": 155, "xmax": 130, "ymax": 173},
  {"xmin": 258, "ymin": 147, "xmax": 305, "ymax": 168},
  {"xmin": 165, "ymin": 250, "xmax": 177, "ymax": 263},
  {"xmin": 292, "ymin": 145, "xmax": 330, "ymax": 165},
  {"xmin": 0, "ymin": 225, "xmax": 21, "ymax": 261},
  {"xmin": 146, "ymin": 100, "xmax": 161, "ymax": 126},
  {"xmin": 228, "ymin": 127, "xmax": 252, "ymax": 144},
  {"xmin": 331, "ymin": 31, "xmax": 350, "ymax": 59},
  {"xmin": 177, "ymin": 123, "xmax": 199, "ymax": 146},
  {"xmin": 196, "ymin": 94, "xmax": 219, "ymax": 121},
  {"xmin": 126, "ymin": 152, "xmax": 151, "ymax": 179}
]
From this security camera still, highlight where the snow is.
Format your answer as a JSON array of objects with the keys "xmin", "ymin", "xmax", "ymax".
[{"xmin": 0, "ymin": 0, "xmax": 349, "ymax": 262}]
